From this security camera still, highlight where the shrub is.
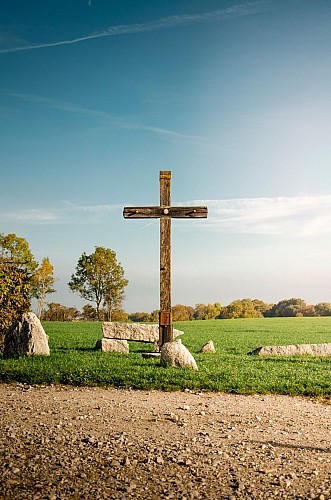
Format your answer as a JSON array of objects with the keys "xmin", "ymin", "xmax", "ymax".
[{"xmin": 0, "ymin": 261, "xmax": 31, "ymax": 351}]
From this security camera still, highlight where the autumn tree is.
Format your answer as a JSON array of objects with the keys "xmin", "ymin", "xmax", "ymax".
[
  {"xmin": 194, "ymin": 303, "xmax": 221, "ymax": 320},
  {"xmin": 220, "ymin": 299, "xmax": 263, "ymax": 319},
  {"xmin": 251, "ymin": 299, "xmax": 273, "ymax": 317},
  {"xmin": 0, "ymin": 233, "xmax": 37, "ymax": 274},
  {"xmin": 0, "ymin": 233, "xmax": 38, "ymax": 349},
  {"xmin": 172, "ymin": 304, "xmax": 195, "ymax": 321},
  {"xmin": 68, "ymin": 247, "xmax": 128, "ymax": 321},
  {"xmin": 150, "ymin": 310, "xmax": 160, "ymax": 323},
  {"xmin": 111, "ymin": 309, "xmax": 129, "ymax": 322},
  {"xmin": 301, "ymin": 305, "xmax": 316, "ymax": 317},
  {"xmin": 43, "ymin": 302, "xmax": 80, "ymax": 321},
  {"xmin": 128, "ymin": 312, "xmax": 152, "ymax": 322},
  {"xmin": 0, "ymin": 259, "xmax": 31, "ymax": 351},
  {"xmin": 33, "ymin": 257, "xmax": 57, "ymax": 318}
]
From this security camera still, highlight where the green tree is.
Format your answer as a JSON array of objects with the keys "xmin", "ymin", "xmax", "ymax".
[
  {"xmin": 267, "ymin": 298, "xmax": 307, "ymax": 317},
  {"xmin": 314, "ymin": 302, "xmax": 331, "ymax": 316},
  {"xmin": 68, "ymin": 247, "xmax": 128, "ymax": 321},
  {"xmin": 0, "ymin": 233, "xmax": 37, "ymax": 274},
  {"xmin": 81, "ymin": 304, "xmax": 98, "ymax": 321},
  {"xmin": 33, "ymin": 257, "xmax": 57, "ymax": 318}
]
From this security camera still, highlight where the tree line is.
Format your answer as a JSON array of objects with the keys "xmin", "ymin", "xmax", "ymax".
[
  {"xmin": 109, "ymin": 298, "xmax": 331, "ymax": 321},
  {"xmin": 41, "ymin": 297, "xmax": 331, "ymax": 322},
  {"xmin": 1, "ymin": 233, "xmax": 331, "ymax": 336}
]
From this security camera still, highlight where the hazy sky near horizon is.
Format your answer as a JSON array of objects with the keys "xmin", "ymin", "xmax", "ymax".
[{"xmin": 1, "ymin": 0, "xmax": 330, "ymax": 312}]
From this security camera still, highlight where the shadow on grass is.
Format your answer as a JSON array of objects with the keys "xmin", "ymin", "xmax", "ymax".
[
  {"xmin": 247, "ymin": 355, "xmax": 328, "ymax": 364},
  {"xmin": 54, "ymin": 346, "xmax": 97, "ymax": 353}
]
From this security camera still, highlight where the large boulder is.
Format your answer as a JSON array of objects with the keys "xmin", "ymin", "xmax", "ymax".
[
  {"xmin": 4, "ymin": 312, "xmax": 50, "ymax": 358},
  {"xmin": 95, "ymin": 338, "xmax": 129, "ymax": 354},
  {"xmin": 102, "ymin": 322, "xmax": 183, "ymax": 342},
  {"xmin": 248, "ymin": 343, "xmax": 331, "ymax": 356},
  {"xmin": 160, "ymin": 341, "xmax": 198, "ymax": 370}
]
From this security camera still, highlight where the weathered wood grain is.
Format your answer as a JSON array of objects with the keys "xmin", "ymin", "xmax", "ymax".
[
  {"xmin": 159, "ymin": 171, "xmax": 172, "ymax": 344},
  {"xmin": 123, "ymin": 170, "xmax": 208, "ymax": 347},
  {"xmin": 123, "ymin": 206, "xmax": 208, "ymax": 218}
]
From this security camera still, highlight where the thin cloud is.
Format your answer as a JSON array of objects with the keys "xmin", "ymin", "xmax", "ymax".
[
  {"xmin": 2, "ymin": 195, "xmax": 331, "ymax": 237},
  {"xmin": 3, "ymin": 91, "xmax": 205, "ymax": 143},
  {"xmin": 185, "ymin": 195, "xmax": 331, "ymax": 236},
  {"xmin": 0, "ymin": 202, "xmax": 123, "ymax": 225},
  {"xmin": 0, "ymin": 2, "xmax": 268, "ymax": 54}
]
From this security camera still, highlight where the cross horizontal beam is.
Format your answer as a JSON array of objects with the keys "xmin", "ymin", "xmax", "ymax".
[{"xmin": 123, "ymin": 206, "xmax": 208, "ymax": 219}]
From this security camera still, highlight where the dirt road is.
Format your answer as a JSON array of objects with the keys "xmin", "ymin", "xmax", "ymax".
[{"xmin": 1, "ymin": 384, "xmax": 330, "ymax": 499}]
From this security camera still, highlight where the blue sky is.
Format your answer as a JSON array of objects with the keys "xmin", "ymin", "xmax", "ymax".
[{"xmin": 1, "ymin": 0, "xmax": 330, "ymax": 312}]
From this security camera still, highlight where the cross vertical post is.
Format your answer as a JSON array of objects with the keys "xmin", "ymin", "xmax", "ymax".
[
  {"xmin": 123, "ymin": 170, "xmax": 208, "ymax": 348},
  {"xmin": 159, "ymin": 171, "xmax": 173, "ymax": 345}
]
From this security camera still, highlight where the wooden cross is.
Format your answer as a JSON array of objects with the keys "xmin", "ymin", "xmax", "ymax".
[{"xmin": 123, "ymin": 171, "xmax": 208, "ymax": 346}]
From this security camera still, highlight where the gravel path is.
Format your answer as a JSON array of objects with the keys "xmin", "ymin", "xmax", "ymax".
[{"xmin": 1, "ymin": 383, "xmax": 330, "ymax": 499}]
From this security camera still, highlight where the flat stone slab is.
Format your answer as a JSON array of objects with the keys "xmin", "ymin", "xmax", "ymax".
[
  {"xmin": 248, "ymin": 343, "xmax": 331, "ymax": 356},
  {"xmin": 102, "ymin": 322, "xmax": 184, "ymax": 342},
  {"xmin": 95, "ymin": 338, "xmax": 129, "ymax": 354}
]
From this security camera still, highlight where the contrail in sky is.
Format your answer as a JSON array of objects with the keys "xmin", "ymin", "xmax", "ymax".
[
  {"xmin": 0, "ymin": 2, "xmax": 268, "ymax": 54},
  {"xmin": 3, "ymin": 90, "xmax": 206, "ymax": 143}
]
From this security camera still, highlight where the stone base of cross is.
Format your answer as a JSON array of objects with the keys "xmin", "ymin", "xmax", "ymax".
[{"xmin": 123, "ymin": 171, "xmax": 208, "ymax": 347}]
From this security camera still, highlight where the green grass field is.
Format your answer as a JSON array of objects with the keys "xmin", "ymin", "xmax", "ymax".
[{"xmin": 0, "ymin": 317, "xmax": 330, "ymax": 397}]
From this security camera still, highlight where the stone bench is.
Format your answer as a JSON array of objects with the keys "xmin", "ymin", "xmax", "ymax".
[{"xmin": 95, "ymin": 322, "xmax": 184, "ymax": 353}]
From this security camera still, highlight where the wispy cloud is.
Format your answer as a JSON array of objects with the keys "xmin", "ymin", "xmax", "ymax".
[
  {"xmin": 186, "ymin": 195, "xmax": 331, "ymax": 236},
  {"xmin": 3, "ymin": 90, "xmax": 205, "ymax": 143},
  {"xmin": 2, "ymin": 195, "xmax": 331, "ymax": 237},
  {"xmin": 0, "ymin": 2, "xmax": 268, "ymax": 54},
  {"xmin": 0, "ymin": 201, "xmax": 123, "ymax": 225}
]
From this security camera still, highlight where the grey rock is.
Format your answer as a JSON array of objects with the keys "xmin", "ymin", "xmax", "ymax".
[
  {"xmin": 200, "ymin": 340, "xmax": 216, "ymax": 353},
  {"xmin": 4, "ymin": 312, "xmax": 50, "ymax": 358},
  {"xmin": 102, "ymin": 322, "xmax": 184, "ymax": 342},
  {"xmin": 248, "ymin": 343, "xmax": 331, "ymax": 356},
  {"xmin": 95, "ymin": 338, "xmax": 129, "ymax": 354},
  {"xmin": 160, "ymin": 341, "xmax": 198, "ymax": 370}
]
